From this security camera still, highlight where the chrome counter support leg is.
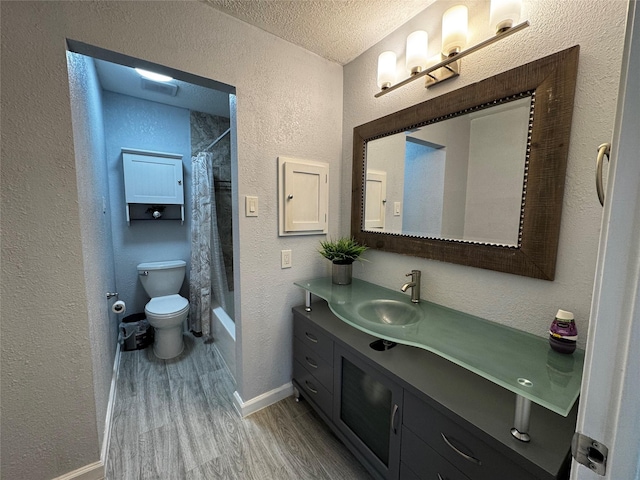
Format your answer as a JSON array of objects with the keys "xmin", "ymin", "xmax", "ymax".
[
  {"xmin": 305, "ymin": 291, "xmax": 312, "ymax": 312},
  {"xmin": 511, "ymin": 395, "xmax": 531, "ymax": 442}
]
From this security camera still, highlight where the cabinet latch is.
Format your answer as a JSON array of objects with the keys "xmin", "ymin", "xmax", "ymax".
[{"xmin": 571, "ymin": 432, "xmax": 608, "ymax": 475}]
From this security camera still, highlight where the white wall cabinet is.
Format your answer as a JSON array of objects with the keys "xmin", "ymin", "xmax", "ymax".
[
  {"xmin": 122, "ymin": 148, "xmax": 184, "ymax": 224},
  {"xmin": 278, "ymin": 156, "xmax": 329, "ymax": 236}
]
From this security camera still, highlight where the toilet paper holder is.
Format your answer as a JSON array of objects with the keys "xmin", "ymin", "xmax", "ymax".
[{"xmin": 106, "ymin": 292, "xmax": 119, "ymax": 300}]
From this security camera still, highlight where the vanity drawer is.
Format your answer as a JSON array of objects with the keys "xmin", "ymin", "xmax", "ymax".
[
  {"xmin": 400, "ymin": 463, "xmax": 421, "ymax": 480},
  {"xmin": 404, "ymin": 392, "xmax": 537, "ymax": 480},
  {"xmin": 293, "ymin": 314, "xmax": 333, "ymax": 364},
  {"xmin": 401, "ymin": 426, "xmax": 470, "ymax": 480},
  {"xmin": 293, "ymin": 359, "xmax": 333, "ymax": 418},
  {"xmin": 293, "ymin": 337, "xmax": 333, "ymax": 393}
]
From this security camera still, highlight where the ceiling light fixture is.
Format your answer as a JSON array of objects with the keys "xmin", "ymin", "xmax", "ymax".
[
  {"xmin": 135, "ymin": 68, "xmax": 173, "ymax": 83},
  {"xmin": 375, "ymin": 0, "xmax": 527, "ymax": 97}
]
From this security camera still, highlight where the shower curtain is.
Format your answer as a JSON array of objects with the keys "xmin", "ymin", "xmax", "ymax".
[{"xmin": 189, "ymin": 152, "xmax": 227, "ymax": 338}]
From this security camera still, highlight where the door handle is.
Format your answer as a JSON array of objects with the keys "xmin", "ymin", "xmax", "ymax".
[
  {"xmin": 391, "ymin": 404, "xmax": 399, "ymax": 434},
  {"xmin": 596, "ymin": 143, "xmax": 611, "ymax": 206}
]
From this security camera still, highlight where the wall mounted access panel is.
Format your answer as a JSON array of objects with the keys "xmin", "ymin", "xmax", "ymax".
[{"xmin": 278, "ymin": 156, "xmax": 329, "ymax": 236}]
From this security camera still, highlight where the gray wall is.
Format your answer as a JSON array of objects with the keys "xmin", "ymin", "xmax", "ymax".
[
  {"xmin": 403, "ymin": 141, "xmax": 445, "ymax": 237},
  {"xmin": 68, "ymin": 51, "xmax": 118, "ymax": 458},
  {"xmin": 1, "ymin": 2, "xmax": 342, "ymax": 479},
  {"xmin": 342, "ymin": 0, "xmax": 628, "ymax": 349},
  {"xmin": 464, "ymin": 103, "xmax": 529, "ymax": 245},
  {"xmin": 103, "ymin": 91, "xmax": 192, "ymax": 314}
]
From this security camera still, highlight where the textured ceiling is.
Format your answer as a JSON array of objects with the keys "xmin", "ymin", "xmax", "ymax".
[{"xmin": 202, "ymin": 0, "xmax": 436, "ymax": 65}]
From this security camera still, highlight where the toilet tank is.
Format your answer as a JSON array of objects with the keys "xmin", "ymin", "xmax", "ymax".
[{"xmin": 137, "ymin": 260, "xmax": 186, "ymax": 298}]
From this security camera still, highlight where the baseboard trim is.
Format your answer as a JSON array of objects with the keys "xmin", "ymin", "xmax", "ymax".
[
  {"xmin": 52, "ymin": 342, "xmax": 120, "ymax": 480},
  {"xmin": 232, "ymin": 382, "xmax": 293, "ymax": 417},
  {"xmin": 51, "ymin": 460, "xmax": 104, "ymax": 480},
  {"xmin": 100, "ymin": 342, "xmax": 121, "ymax": 469}
]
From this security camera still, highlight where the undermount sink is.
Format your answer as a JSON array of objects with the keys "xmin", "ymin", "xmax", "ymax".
[{"xmin": 356, "ymin": 299, "xmax": 421, "ymax": 326}]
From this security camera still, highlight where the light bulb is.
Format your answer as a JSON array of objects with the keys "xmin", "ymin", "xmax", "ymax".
[
  {"xmin": 377, "ymin": 51, "xmax": 397, "ymax": 90},
  {"xmin": 490, "ymin": 0, "xmax": 522, "ymax": 34},
  {"xmin": 442, "ymin": 5, "xmax": 468, "ymax": 57},
  {"xmin": 406, "ymin": 31, "xmax": 429, "ymax": 75},
  {"xmin": 135, "ymin": 68, "xmax": 173, "ymax": 83}
]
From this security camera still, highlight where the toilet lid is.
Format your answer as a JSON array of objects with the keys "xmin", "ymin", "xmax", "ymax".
[{"xmin": 146, "ymin": 294, "xmax": 189, "ymax": 316}]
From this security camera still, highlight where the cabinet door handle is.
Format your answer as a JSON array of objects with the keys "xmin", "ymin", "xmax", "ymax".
[
  {"xmin": 391, "ymin": 404, "xmax": 399, "ymax": 434},
  {"xmin": 305, "ymin": 332, "xmax": 318, "ymax": 343},
  {"xmin": 441, "ymin": 432, "xmax": 482, "ymax": 465},
  {"xmin": 304, "ymin": 380, "xmax": 318, "ymax": 394},
  {"xmin": 437, "ymin": 475, "xmax": 445, "ymax": 480},
  {"xmin": 596, "ymin": 143, "xmax": 611, "ymax": 206},
  {"xmin": 305, "ymin": 356, "xmax": 318, "ymax": 369}
]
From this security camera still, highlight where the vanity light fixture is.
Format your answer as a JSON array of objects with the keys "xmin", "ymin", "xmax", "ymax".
[
  {"xmin": 406, "ymin": 30, "xmax": 429, "ymax": 74},
  {"xmin": 442, "ymin": 5, "xmax": 468, "ymax": 56},
  {"xmin": 490, "ymin": 0, "xmax": 522, "ymax": 34},
  {"xmin": 375, "ymin": 1, "xmax": 529, "ymax": 97},
  {"xmin": 135, "ymin": 68, "xmax": 173, "ymax": 83},
  {"xmin": 377, "ymin": 51, "xmax": 397, "ymax": 89}
]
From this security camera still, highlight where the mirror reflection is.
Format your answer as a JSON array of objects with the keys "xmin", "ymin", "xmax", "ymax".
[{"xmin": 364, "ymin": 96, "xmax": 532, "ymax": 246}]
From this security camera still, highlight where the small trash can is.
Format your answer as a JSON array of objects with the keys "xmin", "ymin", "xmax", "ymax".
[{"xmin": 120, "ymin": 313, "xmax": 154, "ymax": 351}]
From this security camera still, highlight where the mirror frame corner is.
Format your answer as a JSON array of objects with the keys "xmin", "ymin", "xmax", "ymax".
[{"xmin": 351, "ymin": 46, "xmax": 580, "ymax": 280}]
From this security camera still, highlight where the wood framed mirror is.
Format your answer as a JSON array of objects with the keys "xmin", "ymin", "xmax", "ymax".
[{"xmin": 351, "ymin": 46, "xmax": 579, "ymax": 280}]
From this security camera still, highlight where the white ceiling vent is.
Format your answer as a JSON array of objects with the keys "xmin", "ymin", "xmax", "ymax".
[{"xmin": 140, "ymin": 78, "xmax": 178, "ymax": 97}]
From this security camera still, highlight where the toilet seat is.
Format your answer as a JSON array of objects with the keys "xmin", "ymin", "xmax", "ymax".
[{"xmin": 146, "ymin": 294, "xmax": 189, "ymax": 317}]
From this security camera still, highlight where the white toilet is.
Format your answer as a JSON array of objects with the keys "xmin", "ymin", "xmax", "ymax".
[{"xmin": 137, "ymin": 260, "xmax": 190, "ymax": 359}]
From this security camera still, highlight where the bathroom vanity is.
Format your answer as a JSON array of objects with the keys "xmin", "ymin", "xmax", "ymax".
[{"xmin": 292, "ymin": 278, "xmax": 583, "ymax": 480}]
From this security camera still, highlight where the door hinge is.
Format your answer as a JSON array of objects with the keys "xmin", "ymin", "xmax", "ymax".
[{"xmin": 571, "ymin": 432, "xmax": 608, "ymax": 475}]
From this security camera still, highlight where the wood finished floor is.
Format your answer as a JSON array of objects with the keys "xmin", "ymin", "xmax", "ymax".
[{"xmin": 107, "ymin": 335, "xmax": 373, "ymax": 479}]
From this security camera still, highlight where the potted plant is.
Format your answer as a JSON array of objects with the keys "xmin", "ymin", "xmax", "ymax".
[{"xmin": 319, "ymin": 237, "xmax": 368, "ymax": 285}]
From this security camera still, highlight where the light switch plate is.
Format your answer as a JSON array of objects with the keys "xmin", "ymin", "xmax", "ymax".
[
  {"xmin": 281, "ymin": 250, "xmax": 292, "ymax": 268},
  {"xmin": 245, "ymin": 196, "xmax": 258, "ymax": 217},
  {"xmin": 394, "ymin": 202, "xmax": 402, "ymax": 216}
]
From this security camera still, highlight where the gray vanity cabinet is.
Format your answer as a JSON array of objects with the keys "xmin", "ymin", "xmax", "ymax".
[
  {"xmin": 401, "ymin": 392, "xmax": 538, "ymax": 480},
  {"xmin": 293, "ymin": 310, "xmax": 402, "ymax": 479},
  {"xmin": 292, "ymin": 313, "xmax": 334, "ymax": 419},
  {"xmin": 401, "ymin": 427, "xmax": 471, "ymax": 480},
  {"xmin": 333, "ymin": 344, "xmax": 403, "ymax": 480},
  {"xmin": 292, "ymin": 302, "xmax": 574, "ymax": 480}
]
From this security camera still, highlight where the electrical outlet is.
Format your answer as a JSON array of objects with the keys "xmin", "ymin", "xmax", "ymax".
[{"xmin": 281, "ymin": 250, "xmax": 292, "ymax": 268}]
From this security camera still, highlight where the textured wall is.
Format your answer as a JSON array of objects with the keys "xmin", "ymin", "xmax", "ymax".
[
  {"xmin": 103, "ymin": 92, "xmax": 192, "ymax": 315},
  {"xmin": 1, "ymin": 2, "xmax": 342, "ymax": 478},
  {"xmin": 1, "ymin": 13, "xmax": 100, "ymax": 480},
  {"xmin": 67, "ymin": 52, "xmax": 119, "ymax": 454},
  {"xmin": 343, "ymin": 0, "xmax": 628, "ymax": 349}
]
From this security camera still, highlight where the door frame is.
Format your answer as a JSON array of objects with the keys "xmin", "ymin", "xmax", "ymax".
[{"xmin": 572, "ymin": 1, "xmax": 640, "ymax": 478}]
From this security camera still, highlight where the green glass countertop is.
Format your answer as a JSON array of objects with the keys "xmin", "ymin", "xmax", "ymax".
[{"xmin": 295, "ymin": 277, "xmax": 584, "ymax": 417}]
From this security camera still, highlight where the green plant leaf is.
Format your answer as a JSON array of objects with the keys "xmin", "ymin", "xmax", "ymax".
[{"xmin": 318, "ymin": 237, "xmax": 368, "ymax": 263}]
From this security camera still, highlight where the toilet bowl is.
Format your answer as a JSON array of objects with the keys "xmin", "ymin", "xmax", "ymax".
[
  {"xmin": 145, "ymin": 294, "xmax": 189, "ymax": 359},
  {"xmin": 137, "ymin": 260, "xmax": 189, "ymax": 359}
]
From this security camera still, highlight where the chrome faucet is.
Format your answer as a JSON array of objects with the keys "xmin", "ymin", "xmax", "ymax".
[{"xmin": 401, "ymin": 270, "xmax": 421, "ymax": 303}]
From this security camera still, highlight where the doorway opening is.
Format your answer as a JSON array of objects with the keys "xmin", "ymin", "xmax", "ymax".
[{"xmin": 66, "ymin": 40, "xmax": 239, "ymax": 379}]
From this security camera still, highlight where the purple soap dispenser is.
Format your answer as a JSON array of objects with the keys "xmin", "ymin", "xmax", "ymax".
[{"xmin": 549, "ymin": 309, "xmax": 577, "ymax": 354}]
